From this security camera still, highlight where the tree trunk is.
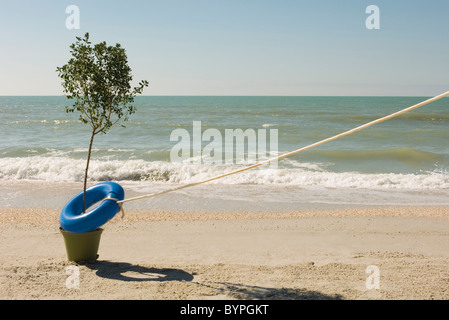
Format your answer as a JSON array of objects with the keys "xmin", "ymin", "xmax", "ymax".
[{"xmin": 83, "ymin": 131, "xmax": 96, "ymax": 213}]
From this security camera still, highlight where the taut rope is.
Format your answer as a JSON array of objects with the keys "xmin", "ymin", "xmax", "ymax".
[{"xmin": 116, "ymin": 91, "xmax": 449, "ymax": 205}]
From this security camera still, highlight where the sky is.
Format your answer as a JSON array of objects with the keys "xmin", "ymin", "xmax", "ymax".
[{"xmin": 0, "ymin": 0, "xmax": 448, "ymax": 96}]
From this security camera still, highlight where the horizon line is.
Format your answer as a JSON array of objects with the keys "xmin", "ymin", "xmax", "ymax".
[{"xmin": 0, "ymin": 94, "xmax": 445, "ymax": 98}]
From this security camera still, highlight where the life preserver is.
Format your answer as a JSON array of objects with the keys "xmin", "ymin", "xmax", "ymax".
[{"xmin": 60, "ymin": 182, "xmax": 125, "ymax": 233}]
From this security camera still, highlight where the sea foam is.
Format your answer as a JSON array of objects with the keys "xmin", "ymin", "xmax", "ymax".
[{"xmin": 1, "ymin": 156, "xmax": 448, "ymax": 190}]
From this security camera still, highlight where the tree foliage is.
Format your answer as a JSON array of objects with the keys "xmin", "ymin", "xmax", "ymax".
[{"xmin": 57, "ymin": 32, "xmax": 148, "ymax": 134}]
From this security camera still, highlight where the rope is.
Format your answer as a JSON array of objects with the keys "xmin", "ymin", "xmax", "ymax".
[
  {"xmin": 116, "ymin": 91, "xmax": 449, "ymax": 205},
  {"xmin": 103, "ymin": 198, "xmax": 125, "ymax": 218}
]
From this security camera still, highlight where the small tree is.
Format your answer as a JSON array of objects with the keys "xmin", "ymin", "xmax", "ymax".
[{"xmin": 57, "ymin": 33, "xmax": 149, "ymax": 212}]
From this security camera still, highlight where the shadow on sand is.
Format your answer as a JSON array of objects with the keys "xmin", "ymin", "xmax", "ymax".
[
  {"xmin": 196, "ymin": 281, "xmax": 343, "ymax": 300},
  {"xmin": 84, "ymin": 260, "xmax": 194, "ymax": 282},
  {"xmin": 83, "ymin": 260, "xmax": 342, "ymax": 300}
]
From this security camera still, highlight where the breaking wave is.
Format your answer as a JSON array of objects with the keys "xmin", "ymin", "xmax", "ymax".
[{"xmin": 0, "ymin": 156, "xmax": 448, "ymax": 190}]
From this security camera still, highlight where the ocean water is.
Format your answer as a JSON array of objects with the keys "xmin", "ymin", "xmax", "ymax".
[{"xmin": 1, "ymin": 96, "xmax": 448, "ymax": 210}]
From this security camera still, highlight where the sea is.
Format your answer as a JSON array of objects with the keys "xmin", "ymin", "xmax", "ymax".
[{"xmin": 1, "ymin": 96, "xmax": 448, "ymax": 212}]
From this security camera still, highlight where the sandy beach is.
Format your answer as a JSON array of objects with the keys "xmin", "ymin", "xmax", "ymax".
[{"xmin": 1, "ymin": 205, "xmax": 448, "ymax": 300}]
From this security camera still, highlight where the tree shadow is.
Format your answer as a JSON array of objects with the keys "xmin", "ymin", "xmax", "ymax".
[
  {"xmin": 84, "ymin": 260, "xmax": 194, "ymax": 282},
  {"xmin": 195, "ymin": 282, "xmax": 343, "ymax": 300}
]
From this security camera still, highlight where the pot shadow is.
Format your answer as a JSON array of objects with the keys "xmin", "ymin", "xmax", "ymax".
[{"xmin": 84, "ymin": 260, "xmax": 194, "ymax": 282}]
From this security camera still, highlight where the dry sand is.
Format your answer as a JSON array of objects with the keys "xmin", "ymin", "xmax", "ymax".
[{"xmin": 1, "ymin": 206, "xmax": 448, "ymax": 300}]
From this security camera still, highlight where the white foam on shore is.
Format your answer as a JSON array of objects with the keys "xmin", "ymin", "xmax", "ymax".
[{"xmin": 0, "ymin": 156, "xmax": 448, "ymax": 191}]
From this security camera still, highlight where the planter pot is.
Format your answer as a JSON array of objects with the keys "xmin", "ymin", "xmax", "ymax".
[{"xmin": 60, "ymin": 227, "xmax": 103, "ymax": 262}]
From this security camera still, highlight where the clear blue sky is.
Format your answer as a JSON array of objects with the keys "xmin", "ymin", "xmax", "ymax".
[{"xmin": 0, "ymin": 0, "xmax": 448, "ymax": 96}]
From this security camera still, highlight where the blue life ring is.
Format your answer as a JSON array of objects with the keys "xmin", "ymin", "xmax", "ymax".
[{"xmin": 60, "ymin": 182, "xmax": 125, "ymax": 233}]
